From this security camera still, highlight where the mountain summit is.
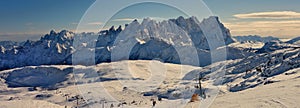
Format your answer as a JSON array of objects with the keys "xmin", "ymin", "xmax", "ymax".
[{"xmin": 0, "ymin": 16, "xmax": 241, "ymax": 70}]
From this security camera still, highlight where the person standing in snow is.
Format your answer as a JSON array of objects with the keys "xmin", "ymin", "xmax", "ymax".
[{"xmin": 152, "ymin": 100, "xmax": 156, "ymax": 107}]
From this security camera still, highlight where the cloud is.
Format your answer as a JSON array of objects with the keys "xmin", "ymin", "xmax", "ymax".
[
  {"xmin": 234, "ymin": 11, "xmax": 300, "ymax": 19},
  {"xmin": 87, "ymin": 22, "xmax": 103, "ymax": 25},
  {"xmin": 112, "ymin": 18, "xmax": 137, "ymax": 22},
  {"xmin": 224, "ymin": 20, "xmax": 300, "ymax": 37},
  {"xmin": 0, "ymin": 32, "xmax": 44, "ymax": 41},
  {"xmin": 112, "ymin": 17, "xmax": 167, "ymax": 22},
  {"xmin": 148, "ymin": 17, "xmax": 168, "ymax": 21}
]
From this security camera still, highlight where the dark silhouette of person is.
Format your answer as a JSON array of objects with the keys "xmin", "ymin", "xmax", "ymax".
[{"xmin": 152, "ymin": 100, "xmax": 156, "ymax": 107}]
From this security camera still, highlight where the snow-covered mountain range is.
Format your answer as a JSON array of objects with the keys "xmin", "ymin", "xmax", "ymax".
[
  {"xmin": 1, "ymin": 16, "xmax": 300, "ymax": 108},
  {"xmin": 0, "ymin": 16, "xmax": 247, "ymax": 70}
]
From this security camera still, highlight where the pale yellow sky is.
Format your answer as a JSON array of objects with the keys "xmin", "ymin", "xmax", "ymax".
[{"xmin": 224, "ymin": 11, "xmax": 300, "ymax": 38}]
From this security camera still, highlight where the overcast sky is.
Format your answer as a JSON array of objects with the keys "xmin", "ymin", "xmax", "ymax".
[{"xmin": 0, "ymin": 0, "xmax": 300, "ymax": 41}]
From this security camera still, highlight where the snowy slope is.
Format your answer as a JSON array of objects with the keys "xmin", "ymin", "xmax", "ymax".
[
  {"xmin": 0, "ymin": 60, "xmax": 203, "ymax": 107},
  {"xmin": 210, "ymin": 68, "xmax": 300, "ymax": 108},
  {"xmin": 286, "ymin": 36, "xmax": 300, "ymax": 44},
  {"xmin": 257, "ymin": 41, "xmax": 300, "ymax": 53},
  {"xmin": 229, "ymin": 41, "xmax": 265, "ymax": 49},
  {"xmin": 0, "ymin": 37, "xmax": 299, "ymax": 107},
  {"xmin": 0, "ymin": 57, "xmax": 299, "ymax": 108},
  {"xmin": 207, "ymin": 42, "xmax": 300, "ymax": 92}
]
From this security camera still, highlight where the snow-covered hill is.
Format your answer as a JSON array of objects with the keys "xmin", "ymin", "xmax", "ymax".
[
  {"xmin": 209, "ymin": 42, "xmax": 300, "ymax": 92},
  {"xmin": 0, "ymin": 58, "xmax": 299, "ymax": 107},
  {"xmin": 229, "ymin": 41, "xmax": 265, "ymax": 49},
  {"xmin": 233, "ymin": 35, "xmax": 281, "ymax": 43},
  {"xmin": 257, "ymin": 41, "xmax": 300, "ymax": 53},
  {"xmin": 210, "ymin": 68, "xmax": 300, "ymax": 108},
  {"xmin": 0, "ymin": 60, "xmax": 203, "ymax": 107},
  {"xmin": 286, "ymin": 36, "xmax": 300, "ymax": 44}
]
